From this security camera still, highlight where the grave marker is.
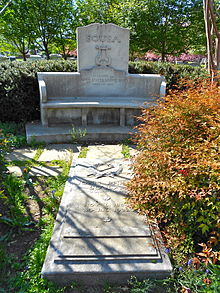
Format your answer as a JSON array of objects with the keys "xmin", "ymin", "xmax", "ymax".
[
  {"xmin": 42, "ymin": 159, "xmax": 172, "ymax": 285},
  {"xmin": 26, "ymin": 23, "xmax": 166, "ymax": 144}
]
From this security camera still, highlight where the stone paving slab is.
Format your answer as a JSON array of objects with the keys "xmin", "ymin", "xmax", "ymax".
[
  {"xmin": 5, "ymin": 148, "xmax": 37, "ymax": 161},
  {"xmin": 7, "ymin": 166, "xmax": 62, "ymax": 177},
  {"xmin": 7, "ymin": 166, "xmax": 25, "ymax": 177},
  {"xmin": 42, "ymin": 158, "xmax": 172, "ymax": 286},
  {"xmin": 87, "ymin": 145, "xmax": 124, "ymax": 159},
  {"xmin": 29, "ymin": 166, "xmax": 62, "ymax": 177},
  {"xmin": 39, "ymin": 144, "xmax": 80, "ymax": 162}
]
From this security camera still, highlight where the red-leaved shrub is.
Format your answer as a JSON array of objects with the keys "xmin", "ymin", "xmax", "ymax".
[{"xmin": 128, "ymin": 78, "xmax": 220, "ymax": 256}]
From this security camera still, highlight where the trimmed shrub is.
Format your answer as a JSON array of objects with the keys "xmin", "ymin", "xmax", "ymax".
[
  {"xmin": 128, "ymin": 61, "xmax": 207, "ymax": 91},
  {"xmin": 0, "ymin": 60, "xmax": 206, "ymax": 122},
  {"xmin": 127, "ymin": 79, "xmax": 220, "ymax": 256},
  {"xmin": 0, "ymin": 60, "xmax": 77, "ymax": 122}
]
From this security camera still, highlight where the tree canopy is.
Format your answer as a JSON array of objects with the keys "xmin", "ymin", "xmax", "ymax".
[{"xmin": 0, "ymin": 0, "xmax": 214, "ymax": 61}]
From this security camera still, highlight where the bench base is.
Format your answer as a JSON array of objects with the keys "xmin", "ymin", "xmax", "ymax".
[
  {"xmin": 26, "ymin": 122, "xmax": 136, "ymax": 144},
  {"xmin": 41, "ymin": 102, "xmax": 144, "ymax": 127}
]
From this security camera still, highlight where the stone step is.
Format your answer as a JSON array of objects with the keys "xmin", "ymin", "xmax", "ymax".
[
  {"xmin": 41, "ymin": 159, "xmax": 172, "ymax": 286},
  {"xmin": 26, "ymin": 122, "xmax": 135, "ymax": 144}
]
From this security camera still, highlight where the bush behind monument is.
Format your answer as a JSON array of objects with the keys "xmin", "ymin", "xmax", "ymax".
[{"xmin": 0, "ymin": 60, "xmax": 206, "ymax": 122}]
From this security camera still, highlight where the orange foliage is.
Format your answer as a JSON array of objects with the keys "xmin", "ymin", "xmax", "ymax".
[{"xmin": 128, "ymin": 78, "xmax": 220, "ymax": 254}]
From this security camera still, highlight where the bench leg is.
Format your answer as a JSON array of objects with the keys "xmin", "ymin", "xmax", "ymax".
[
  {"xmin": 82, "ymin": 109, "xmax": 88, "ymax": 127},
  {"xmin": 120, "ymin": 108, "xmax": 125, "ymax": 127},
  {"xmin": 41, "ymin": 107, "xmax": 48, "ymax": 127}
]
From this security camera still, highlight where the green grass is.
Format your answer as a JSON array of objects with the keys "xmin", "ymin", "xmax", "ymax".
[
  {"xmin": 104, "ymin": 267, "xmax": 220, "ymax": 293},
  {"xmin": 0, "ymin": 174, "xmax": 30, "ymax": 227},
  {"xmin": 33, "ymin": 146, "xmax": 44, "ymax": 160},
  {"xmin": 121, "ymin": 143, "xmax": 130, "ymax": 158},
  {"xmin": 0, "ymin": 124, "xmax": 74, "ymax": 292},
  {"xmin": 78, "ymin": 146, "xmax": 88, "ymax": 158},
  {"xmin": 0, "ymin": 122, "xmax": 25, "ymax": 136},
  {"xmin": 0, "ymin": 158, "xmax": 72, "ymax": 292},
  {"xmin": 69, "ymin": 126, "xmax": 87, "ymax": 143}
]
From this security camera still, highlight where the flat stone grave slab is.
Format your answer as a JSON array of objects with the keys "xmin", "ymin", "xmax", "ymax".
[
  {"xmin": 42, "ymin": 158, "xmax": 172, "ymax": 286},
  {"xmin": 39, "ymin": 144, "xmax": 80, "ymax": 162},
  {"xmin": 87, "ymin": 145, "xmax": 124, "ymax": 159},
  {"xmin": 5, "ymin": 148, "xmax": 37, "ymax": 161}
]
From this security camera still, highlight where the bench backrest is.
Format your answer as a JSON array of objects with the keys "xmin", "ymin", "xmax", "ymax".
[{"xmin": 38, "ymin": 70, "xmax": 165, "ymax": 99}]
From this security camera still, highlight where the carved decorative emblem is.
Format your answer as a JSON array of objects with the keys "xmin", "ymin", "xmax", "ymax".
[
  {"xmin": 95, "ymin": 44, "xmax": 112, "ymax": 66},
  {"xmin": 87, "ymin": 162, "xmax": 122, "ymax": 178}
]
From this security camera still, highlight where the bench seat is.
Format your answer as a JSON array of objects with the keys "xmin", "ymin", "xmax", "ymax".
[{"xmin": 42, "ymin": 96, "xmax": 157, "ymax": 109}]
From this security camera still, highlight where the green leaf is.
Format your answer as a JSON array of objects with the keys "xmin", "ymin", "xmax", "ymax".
[{"xmin": 198, "ymin": 223, "xmax": 209, "ymax": 234}]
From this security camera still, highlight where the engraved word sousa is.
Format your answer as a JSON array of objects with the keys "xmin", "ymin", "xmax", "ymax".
[{"xmin": 87, "ymin": 35, "xmax": 121, "ymax": 43}]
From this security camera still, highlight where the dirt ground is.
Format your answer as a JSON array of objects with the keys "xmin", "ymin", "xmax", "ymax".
[{"xmin": 0, "ymin": 177, "xmax": 50, "ymax": 284}]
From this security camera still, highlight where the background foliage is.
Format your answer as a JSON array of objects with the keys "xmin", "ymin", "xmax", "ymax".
[{"xmin": 0, "ymin": 0, "xmax": 208, "ymax": 59}]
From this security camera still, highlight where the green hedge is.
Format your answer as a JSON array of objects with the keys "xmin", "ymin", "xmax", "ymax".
[
  {"xmin": 0, "ymin": 60, "xmax": 77, "ymax": 122},
  {"xmin": 128, "ymin": 61, "xmax": 207, "ymax": 91},
  {"xmin": 0, "ymin": 60, "xmax": 206, "ymax": 122}
]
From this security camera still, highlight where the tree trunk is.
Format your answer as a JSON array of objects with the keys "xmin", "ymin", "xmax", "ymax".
[
  {"xmin": 203, "ymin": 0, "xmax": 220, "ymax": 79},
  {"xmin": 22, "ymin": 41, "xmax": 27, "ymax": 61},
  {"xmin": 161, "ymin": 40, "xmax": 166, "ymax": 62},
  {"xmin": 22, "ymin": 52, "xmax": 26, "ymax": 61},
  {"xmin": 44, "ymin": 44, "xmax": 50, "ymax": 60},
  {"xmin": 216, "ymin": 35, "xmax": 220, "ymax": 70},
  {"xmin": 203, "ymin": 0, "xmax": 213, "ymax": 73},
  {"xmin": 62, "ymin": 44, "xmax": 67, "ymax": 60}
]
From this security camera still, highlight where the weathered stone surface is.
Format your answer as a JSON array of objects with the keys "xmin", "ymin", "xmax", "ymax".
[
  {"xmin": 87, "ymin": 145, "xmax": 123, "ymax": 159},
  {"xmin": 7, "ymin": 165, "xmax": 62, "ymax": 177},
  {"xmin": 5, "ymin": 148, "xmax": 37, "ymax": 161},
  {"xmin": 7, "ymin": 166, "xmax": 25, "ymax": 176},
  {"xmin": 77, "ymin": 23, "xmax": 130, "ymax": 72},
  {"xmin": 29, "ymin": 166, "xmax": 62, "ymax": 177},
  {"xmin": 42, "ymin": 159, "xmax": 172, "ymax": 286},
  {"xmin": 39, "ymin": 144, "xmax": 80, "ymax": 161}
]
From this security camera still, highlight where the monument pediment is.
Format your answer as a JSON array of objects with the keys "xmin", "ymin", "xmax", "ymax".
[{"xmin": 77, "ymin": 23, "xmax": 130, "ymax": 72}]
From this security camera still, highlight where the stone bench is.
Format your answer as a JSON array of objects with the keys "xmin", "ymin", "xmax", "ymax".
[{"xmin": 38, "ymin": 71, "xmax": 166, "ymax": 128}]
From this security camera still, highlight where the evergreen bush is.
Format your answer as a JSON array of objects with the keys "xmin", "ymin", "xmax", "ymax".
[
  {"xmin": 0, "ymin": 60, "xmax": 206, "ymax": 122},
  {"xmin": 0, "ymin": 60, "xmax": 77, "ymax": 122}
]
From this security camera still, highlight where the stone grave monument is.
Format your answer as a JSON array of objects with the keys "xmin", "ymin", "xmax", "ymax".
[
  {"xmin": 26, "ymin": 23, "xmax": 166, "ymax": 143},
  {"xmin": 42, "ymin": 158, "xmax": 172, "ymax": 286}
]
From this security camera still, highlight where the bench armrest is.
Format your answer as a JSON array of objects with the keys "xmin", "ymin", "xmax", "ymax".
[
  {"xmin": 160, "ymin": 80, "xmax": 166, "ymax": 98},
  {"xmin": 39, "ymin": 80, "xmax": 47, "ymax": 103}
]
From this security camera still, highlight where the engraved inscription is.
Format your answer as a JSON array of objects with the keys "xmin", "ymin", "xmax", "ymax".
[
  {"xmin": 72, "ymin": 202, "xmax": 131, "ymax": 214},
  {"xmin": 81, "ymin": 70, "xmax": 124, "ymax": 86},
  {"xmin": 87, "ymin": 35, "xmax": 121, "ymax": 43},
  {"xmin": 73, "ymin": 176, "xmax": 127, "ymax": 194}
]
